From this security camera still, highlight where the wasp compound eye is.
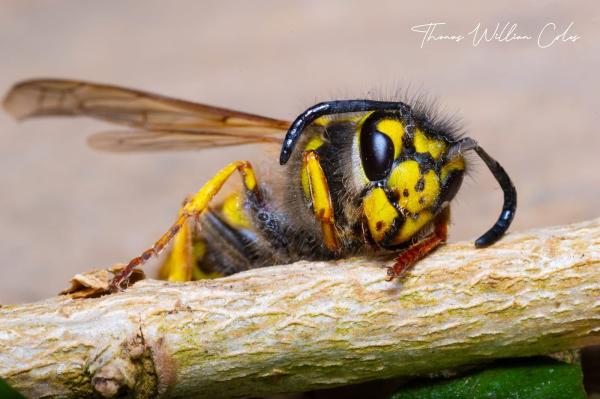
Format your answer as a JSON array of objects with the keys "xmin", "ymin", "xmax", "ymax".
[
  {"xmin": 360, "ymin": 123, "xmax": 395, "ymax": 181},
  {"xmin": 360, "ymin": 111, "xmax": 402, "ymax": 181}
]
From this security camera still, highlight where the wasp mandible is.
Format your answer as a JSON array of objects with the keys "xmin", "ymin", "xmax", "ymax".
[{"xmin": 3, "ymin": 79, "xmax": 516, "ymax": 290}]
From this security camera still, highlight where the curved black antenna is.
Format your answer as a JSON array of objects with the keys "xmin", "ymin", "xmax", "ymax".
[
  {"xmin": 279, "ymin": 100, "xmax": 410, "ymax": 165},
  {"xmin": 448, "ymin": 137, "xmax": 517, "ymax": 247}
]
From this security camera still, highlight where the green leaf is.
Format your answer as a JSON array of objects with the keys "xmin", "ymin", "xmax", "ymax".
[
  {"xmin": 389, "ymin": 357, "xmax": 587, "ymax": 399},
  {"xmin": 0, "ymin": 377, "xmax": 25, "ymax": 399}
]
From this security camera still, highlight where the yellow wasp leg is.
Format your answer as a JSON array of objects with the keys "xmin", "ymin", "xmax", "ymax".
[
  {"xmin": 157, "ymin": 196, "xmax": 196, "ymax": 282},
  {"xmin": 159, "ymin": 222, "xmax": 222, "ymax": 281},
  {"xmin": 111, "ymin": 161, "xmax": 259, "ymax": 290},
  {"xmin": 161, "ymin": 194, "xmax": 243, "ymax": 281},
  {"xmin": 303, "ymin": 150, "xmax": 340, "ymax": 252},
  {"xmin": 158, "ymin": 214, "xmax": 193, "ymax": 282}
]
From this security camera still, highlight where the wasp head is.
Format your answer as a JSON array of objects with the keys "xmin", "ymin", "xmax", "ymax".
[
  {"xmin": 281, "ymin": 100, "xmax": 516, "ymax": 250},
  {"xmin": 358, "ymin": 109, "xmax": 466, "ymax": 247}
]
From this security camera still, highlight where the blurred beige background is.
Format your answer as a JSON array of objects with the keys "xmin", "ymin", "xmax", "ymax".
[{"xmin": 1, "ymin": 1, "xmax": 598, "ymax": 303}]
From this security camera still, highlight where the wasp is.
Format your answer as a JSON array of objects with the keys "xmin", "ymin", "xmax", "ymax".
[{"xmin": 3, "ymin": 79, "xmax": 516, "ymax": 290}]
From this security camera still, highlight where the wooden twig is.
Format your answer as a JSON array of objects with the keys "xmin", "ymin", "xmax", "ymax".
[{"xmin": 1, "ymin": 218, "xmax": 599, "ymax": 398}]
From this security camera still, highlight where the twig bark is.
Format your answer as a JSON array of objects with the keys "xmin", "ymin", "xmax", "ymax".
[{"xmin": 1, "ymin": 218, "xmax": 599, "ymax": 398}]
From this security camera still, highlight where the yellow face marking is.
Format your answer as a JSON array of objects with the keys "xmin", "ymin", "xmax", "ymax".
[
  {"xmin": 441, "ymin": 155, "xmax": 466, "ymax": 181},
  {"xmin": 376, "ymin": 119, "xmax": 405, "ymax": 158},
  {"xmin": 363, "ymin": 187, "xmax": 399, "ymax": 243},
  {"xmin": 414, "ymin": 129, "xmax": 446, "ymax": 160},
  {"xmin": 391, "ymin": 211, "xmax": 434, "ymax": 244},
  {"xmin": 221, "ymin": 192, "xmax": 250, "ymax": 228},
  {"xmin": 387, "ymin": 160, "xmax": 440, "ymax": 214}
]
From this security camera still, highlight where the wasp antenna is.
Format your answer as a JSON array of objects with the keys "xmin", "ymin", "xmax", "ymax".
[
  {"xmin": 280, "ymin": 102, "xmax": 330, "ymax": 165},
  {"xmin": 473, "ymin": 144, "xmax": 517, "ymax": 247},
  {"xmin": 279, "ymin": 100, "xmax": 410, "ymax": 165},
  {"xmin": 450, "ymin": 137, "xmax": 516, "ymax": 247}
]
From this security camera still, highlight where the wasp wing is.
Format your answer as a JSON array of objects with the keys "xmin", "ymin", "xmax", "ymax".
[
  {"xmin": 88, "ymin": 130, "xmax": 273, "ymax": 152},
  {"xmin": 3, "ymin": 79, "xmax": 288, "ymax": 151}
]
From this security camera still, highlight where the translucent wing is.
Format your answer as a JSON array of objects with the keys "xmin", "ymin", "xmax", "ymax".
[
  {"xmin": 88, "ymin": 130, "xmax": 272, "ymax": 152},
  {"xmin": 3, "ymin": 79, "xmax": 289, "ymax": 151}
]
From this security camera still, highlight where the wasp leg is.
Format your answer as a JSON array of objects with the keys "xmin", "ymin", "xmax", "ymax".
[
  {"xmin": 303, "ymin": 150, "xmax": 339, "ymax": 252},
  {"xmin": 156, "ymin": 196, "xmax": 197, "ymax": 282},
  {"xmin": 157, "ymin": 216, "xmax": 194, "ymax": 281},
  {"xmin": 385, "ymin": 207, "xmax": 450, "ymax": 281},
  {"xmin": 110, "ymin": 161, "xmax": 260, "ymax": 290}
]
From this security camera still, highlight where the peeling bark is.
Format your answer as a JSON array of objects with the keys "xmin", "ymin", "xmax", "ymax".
[{"xmin": 1, "ymin": 218, "xmax": 599, "ymax": 398}]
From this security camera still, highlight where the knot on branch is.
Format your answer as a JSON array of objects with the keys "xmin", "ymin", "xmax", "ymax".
[{"xmin": 90, "ymin": 329, "xmax": 158, "ymax": 398}]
